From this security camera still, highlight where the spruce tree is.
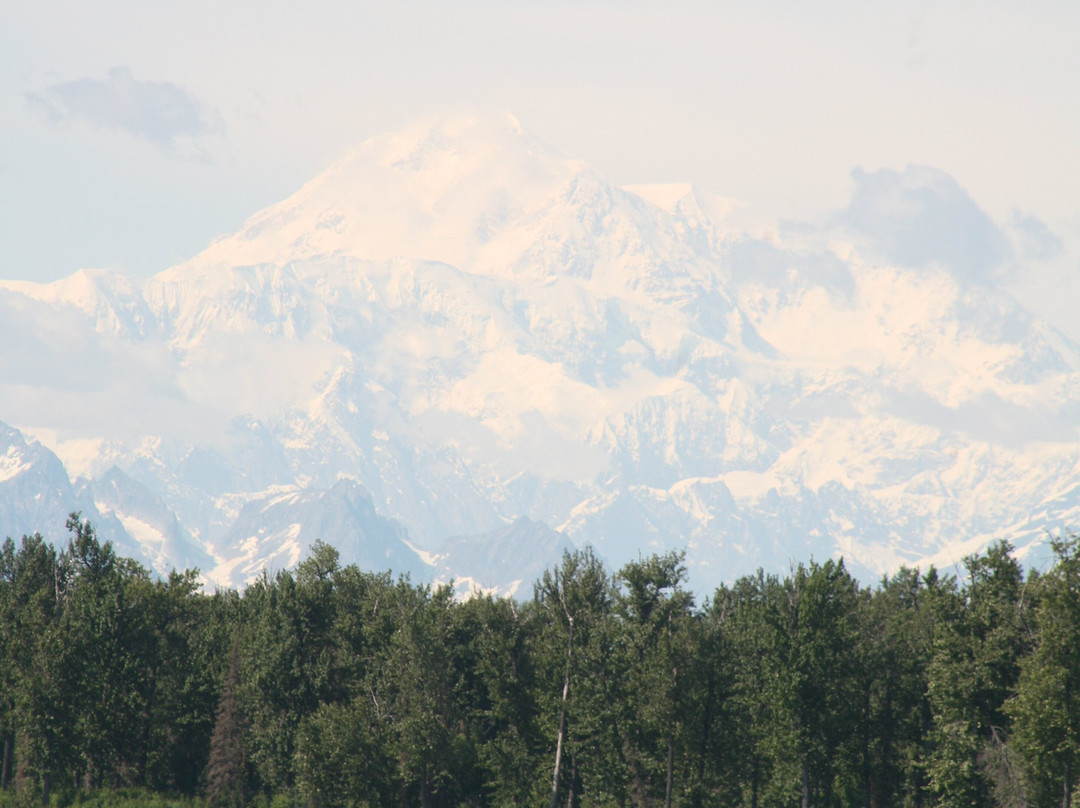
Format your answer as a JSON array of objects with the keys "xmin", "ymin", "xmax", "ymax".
[{"xmin": 206, "ymin": 642, "xmax": 246, "ymax": 808}]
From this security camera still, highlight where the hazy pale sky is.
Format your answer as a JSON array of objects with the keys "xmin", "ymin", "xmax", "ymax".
[{"xmin": 3, "ymin": 0, "xmax": 1079, "ymax": 329}]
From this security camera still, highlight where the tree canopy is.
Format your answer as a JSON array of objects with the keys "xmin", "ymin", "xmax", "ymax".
[{"xmin": 1, "ymin": 516, "xmax": 1077, "ymax": 808}]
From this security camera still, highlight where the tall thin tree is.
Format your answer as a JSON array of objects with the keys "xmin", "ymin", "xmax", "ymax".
[{"xmin": 206, "ymin": 642, "xmax": 246, "ymax": 808}]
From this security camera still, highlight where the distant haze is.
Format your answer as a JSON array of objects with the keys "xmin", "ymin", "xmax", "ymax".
[{"xmin": 2, "ymin": 1, "xmax": 1078, "ymax": 341}]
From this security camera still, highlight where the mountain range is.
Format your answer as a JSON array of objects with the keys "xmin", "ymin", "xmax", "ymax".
[{"xmin": 2, "ymin": 112, "xmax": 1078, "ymax": 594}]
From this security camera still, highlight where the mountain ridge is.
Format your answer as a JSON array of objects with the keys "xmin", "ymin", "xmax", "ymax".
[{"xmin": 2, "ymin": 111, "xmax": 1078, "ymax": 591}]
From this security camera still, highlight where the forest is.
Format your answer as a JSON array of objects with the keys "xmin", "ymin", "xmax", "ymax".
[{"xmin": 1, "ymin": 514, "xmax": 1079, "ymax": 808}]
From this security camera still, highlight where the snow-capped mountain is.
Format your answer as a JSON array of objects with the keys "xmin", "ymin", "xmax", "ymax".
[
  {"xmin": 211, "ymin": 478, "xmax": 428, "ymax": 585},
  {"xmin": 0, "ymin": 423, "xmax": 141, "ymax": 561},
  {"xmin": 432, "ymin": 517, "xmax": 574, "ymax": 600},
  {"xmin": 2, "ymin": 111, "xmax": 1078, "ymax": 592}
]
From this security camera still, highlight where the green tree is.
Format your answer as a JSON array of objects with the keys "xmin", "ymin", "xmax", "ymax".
[
  {"xmin": 455, "ymin": 593, "xmax": 542, "ymax": 807},
  {"xmin": 206, "ymin": 642, "xmax": 247, "ymax": 808},
  {"xmin": 718, "ymin": 571, "xmax": 783, "ymax": 808},
  {"xmin": 387, "ymin": 581, "xmax": 477, "ymax": 808},
  {"xmin": 238, "ymin": 550, "xmax": 344, "ymax": 798},
  {"xmin": 791, "ymin": 560, "xmax": 864, "ymax": 808},
  {"xmin": 859, "ymin": 566, "xmax": 937, "ymax": 808},
  {"xmin": 0, "ymin": 537, "xmax": 15, "ymax": 791},
  {"xmin": 144, "ymin": 570, "xmax": 224, "ymax": 794},
  {"xmin": 617, "ymin": 551, "xmax": 695, "ymax": 808},
  {"xmin": 61, "ymin": 514, "xmax": 160, "ymax": 788},
  {"xmin": 743, "ymin": 560, "xmax": 864, "ymax": 808},
  {"xmin": 681, "ymin": 587, "xmax": 735, "ymax": 807},
  {"xmin": 3, "ymin": 532, "xmax": 72, "ymax": 804},
  {"xmin": 925, "ymin": 541, "xmax": 1030, "ymax": 808},
  {"xmin": 534, "ymin": 547, "xmax": 616, "ymax": 808},
  {"xmin": 294, "ymin": 696, "xmax": 394, "ymax": 808},
  {"xmin": 1010, "ymin": 534, "xmax": 1080, "ymax": 808}
]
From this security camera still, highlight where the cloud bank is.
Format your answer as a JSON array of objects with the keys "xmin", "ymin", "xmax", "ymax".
[
  {"xmin": 838, "ymin": 165, "xmax": 1011, "ymax": 283},
  {"xmin": 1009, "ymin": 211, "xmax": 1064, "ymax": 262},
  {"xmin": 25, "ymin": 66, "xmax": 222, "ymax": 149}
]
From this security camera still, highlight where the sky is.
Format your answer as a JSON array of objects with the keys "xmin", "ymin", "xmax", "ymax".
[{"xmin": 3, "ymin": 0, "xmax": 1080, "ymax": 333}]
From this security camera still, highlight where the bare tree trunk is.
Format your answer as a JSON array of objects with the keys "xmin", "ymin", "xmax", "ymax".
[
  {"xmin": 550, "ymin": 618, "xmax": 575, "ymax": 808},
  {"xmin": 549, "ymin": 687, "xmax": 569, "ymax": 808}
]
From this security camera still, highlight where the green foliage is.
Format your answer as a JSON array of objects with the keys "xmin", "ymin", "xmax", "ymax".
[
  {"xmin": 859, "ymin": 567, "xmax": 936, "ymax": 807},
  {"xmin": 925, "ymin": 541, "xmax": 1030, "ymax": 808},
  {"xmin": 3, "ymin": 517, "xmax": 1080, "ymax": 808},
  {"xmin": 1010, "ymin": 534, "xmax": 1080, "ymax": 808},
  {"xmin": 616, "ymin": 552, "xmax": 695, "ymax": 806},
  {"xmin": 0, "ymin": 788, "xmax": 205, "ymax": 808}
]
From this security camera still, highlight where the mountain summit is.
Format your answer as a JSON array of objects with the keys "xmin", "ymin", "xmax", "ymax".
[{"xmin": 2, "ymin": 112, "xmax": 1078, "ymax": 591}]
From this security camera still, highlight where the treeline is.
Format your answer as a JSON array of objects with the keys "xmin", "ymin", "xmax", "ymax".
[{"xmin": 2, "ymin": 515, "xmax": 1079, "ymax": 808}]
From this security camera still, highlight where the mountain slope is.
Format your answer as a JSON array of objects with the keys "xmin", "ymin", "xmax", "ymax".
[
  {"xmin": 0, "ymin": 422, "xmax": 142, "ymax": 563},
  {"xmin": 2, "ymin": 112, "xmax": 1078, "ymax": 591}
]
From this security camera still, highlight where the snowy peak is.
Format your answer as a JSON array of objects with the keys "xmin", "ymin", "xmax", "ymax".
[
  {"xmin": 0, "ymin": 423, "xmax": 139, "ymax": 565},
  {"xmin": 432, "ymin": 516, "xmax": 573, "ymax": 599},
  {"xmin": 89, "ymin": 466, "xmax": 213, "ymax": 575},
  {"xmin": 0, "ymin": 268, "xmax": 156, "ymax": 340},
  {"xmin": 211, "ymin": 478, "xmax": 427, "ymax": 587},
  {"xmin": 153, "ymin": 111, "xmax": 730, "ymax": 302},
  {"xmin": 162, "ymin": 111, "xmax": 584, "ymax": 275}
]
